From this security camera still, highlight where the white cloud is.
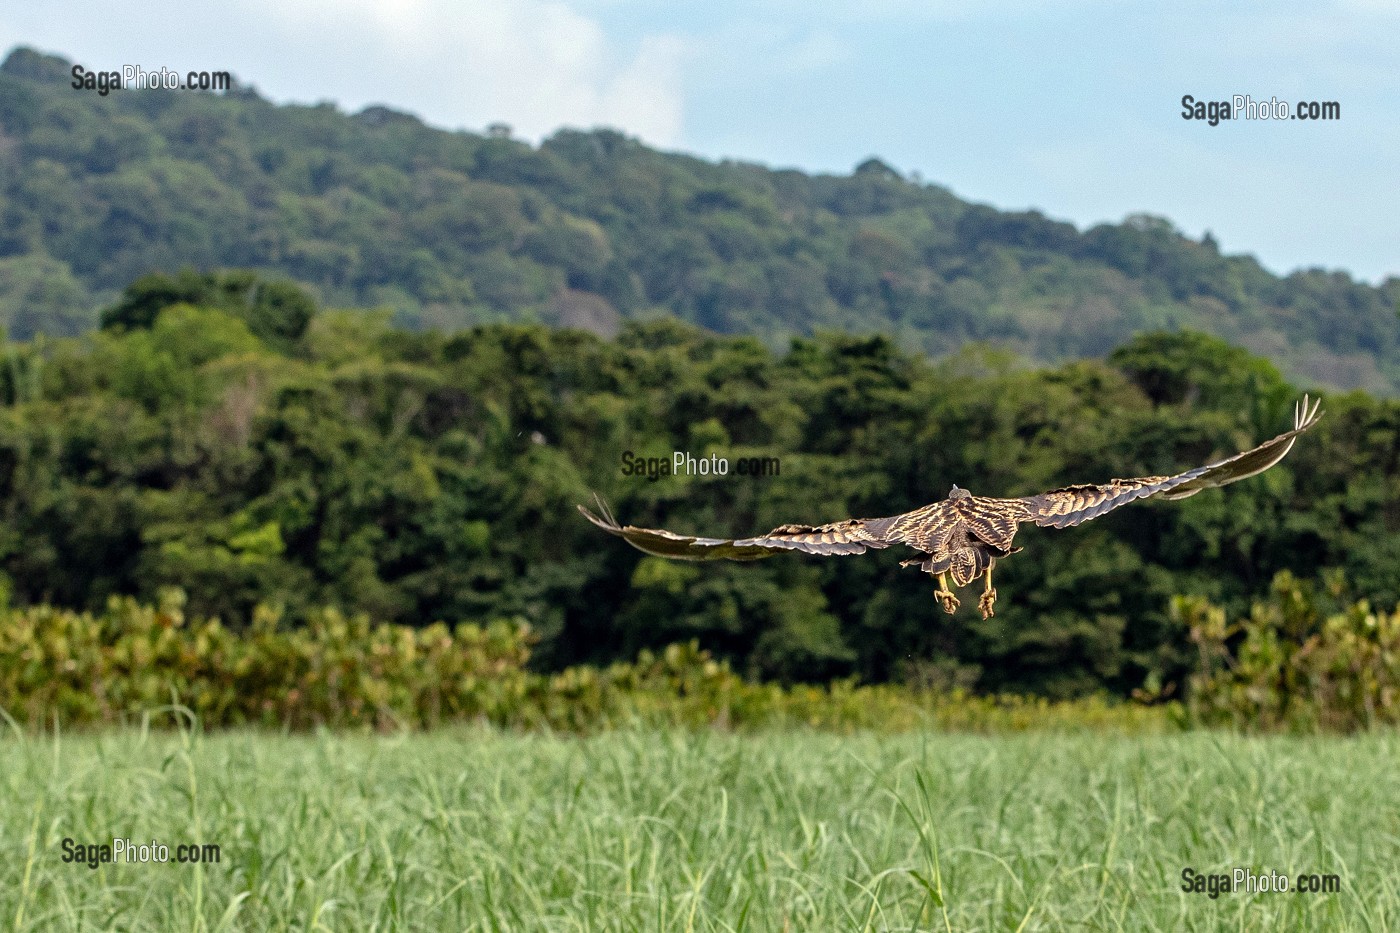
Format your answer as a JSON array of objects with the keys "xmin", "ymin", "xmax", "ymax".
[
  {"xmin": 598, "ymin": 34, "xmax": 686, "ymax": 145},
  {"xmin": 0, "ymin": 0, "xmax": 688, "ymax": 145},
  {"xmin": 244, "ymin": 0, "xmax": 689, "ymax": 144}
]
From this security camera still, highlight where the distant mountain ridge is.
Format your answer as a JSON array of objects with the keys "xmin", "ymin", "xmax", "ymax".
[{"xmin": 2, "ymin": 45, "xmax": 1398, "ymax": 392}]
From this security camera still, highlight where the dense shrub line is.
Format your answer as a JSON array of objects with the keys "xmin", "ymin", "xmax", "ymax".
[
  {"xmin": 0, "ymin": 590, "xmax": 1171, "ymax": 733},
  {"xmin": 8, "ymin": 574, "xmax": 1395, "ymax": 733},
  {"xmin": 1183, "ymin": 572, "xmax": 1400, "ymax": 732}
]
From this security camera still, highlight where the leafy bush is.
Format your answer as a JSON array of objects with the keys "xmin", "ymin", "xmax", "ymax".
[
  {"xmin": 0, "ymin": 590, "xmax": 1170, "ymax": 733},
  {"xmin": 1181, "ymin": 571, "xmax": 1400, "ymax": 732},
  {"xmin": 0, "ymin": 589, "xmax": 536, "ymax": 729}
]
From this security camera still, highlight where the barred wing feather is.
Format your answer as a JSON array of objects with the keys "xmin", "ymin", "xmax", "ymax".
[
  {"xmin": 1020, "ymin": 395, "xmax": 1322, "ymax": 529},
  {"xmin": 576, "ymin": 499, "xmax": 895, "ymax": 561}
]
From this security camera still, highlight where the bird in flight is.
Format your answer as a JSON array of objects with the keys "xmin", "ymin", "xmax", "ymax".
[{"xmin": 580, "ymin": 397, "xmax": 1322, "ymax": 619}]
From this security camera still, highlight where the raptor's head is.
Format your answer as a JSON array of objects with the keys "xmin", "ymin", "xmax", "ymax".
[{"xmin": 947, "ymin": 484, "xmax": 971, "ymax": 499}]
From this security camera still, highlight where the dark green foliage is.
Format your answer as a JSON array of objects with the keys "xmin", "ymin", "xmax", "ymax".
[
  {"xmin": 1108, "ymin": 331, "xmax": 1290, "ymax": 409},
  {"xmin": 3, "ymin": 273, "xmax": 1397, "ymax": 697},
  {"xmin": 3, "ymin": 47, "xmax": 1399, "ymax": 392},
  {"xmin": 1183, "ymin": 571, "xmax": 1400, "ymax": 732},
  {"xmin": 100, "ymin": 269, "xmax": 315, "ymax": 350},
  {"xmin": 0, "ymin": 254, "xmax": 94, "ymax": 338},
  {"xmin": 100, "ymin": 269, "xmax": 210, "ymax": 331}
]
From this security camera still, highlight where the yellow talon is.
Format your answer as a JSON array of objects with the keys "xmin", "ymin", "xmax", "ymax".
[
  {"xmin": 979, "ymin": 563, "xmax": 998, "ymax": 619},
  {"xmin": 934, "ymin": 573, "xmax": 960, "ymax": 614}
]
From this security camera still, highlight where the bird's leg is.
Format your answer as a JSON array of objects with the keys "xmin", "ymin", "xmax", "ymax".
[
  {"xmin": 979, "ymin": 562, "xmax": 998, "ymax": 619},
  {"xmin": 933, "ymin": 573, "xmax": 960, "ymax": 615}
]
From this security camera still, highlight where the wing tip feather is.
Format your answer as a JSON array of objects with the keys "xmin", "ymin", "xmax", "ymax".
[
  {"xmin": 577, "ymin": 495, "xmax": 623, "ymax": 534},
  {"xmin": 1294, "ymin": 393, "xmax": 1324, "ymax": 431}
]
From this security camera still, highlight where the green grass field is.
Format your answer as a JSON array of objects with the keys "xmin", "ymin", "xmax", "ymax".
[{"xmin": 1, "ymin": 724, "xmax": 1393, "ymax": 931}]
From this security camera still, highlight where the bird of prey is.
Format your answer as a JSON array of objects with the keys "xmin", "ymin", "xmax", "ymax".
[{"xmin": 580, "ymin": 397, "xmax": 1322, "ymax": 619}]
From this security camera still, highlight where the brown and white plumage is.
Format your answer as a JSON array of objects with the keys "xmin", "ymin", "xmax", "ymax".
[{"xmin": 580, "ymin": 396, "xmax": 1322, "ymax": 617}]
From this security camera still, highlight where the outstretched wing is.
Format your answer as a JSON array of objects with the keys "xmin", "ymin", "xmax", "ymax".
[
  {"xmin": 1018, "ymin": 395, "xmax": 1322, "ymax": 529},
  {"xmin": 577, "ymin": 497, "xmax": 898, "ymax": 561}
]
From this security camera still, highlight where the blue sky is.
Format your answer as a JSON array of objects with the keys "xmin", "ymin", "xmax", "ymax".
[{"xmin": 4, "ymin": 0, "xmax": 1396, "ymax": 282}]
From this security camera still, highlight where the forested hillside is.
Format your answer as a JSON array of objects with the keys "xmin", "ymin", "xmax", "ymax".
[
  {"xmin": 2, "ymin": 47, "xmax": 1399, "ymax": 392},
  {"xmin": 3, "ymin": 270, "xmax": 1397, "ymax": 697}
]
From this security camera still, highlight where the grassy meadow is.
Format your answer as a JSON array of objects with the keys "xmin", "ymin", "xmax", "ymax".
[{"xmin": 0, "ymin": 722, "xmax": 1392, "ymax": 931}]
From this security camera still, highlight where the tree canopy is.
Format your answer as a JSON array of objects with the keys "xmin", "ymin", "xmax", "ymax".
[{"xmin": 2, "ymin": 270, "xmax": 1397, "ymax": 698}]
